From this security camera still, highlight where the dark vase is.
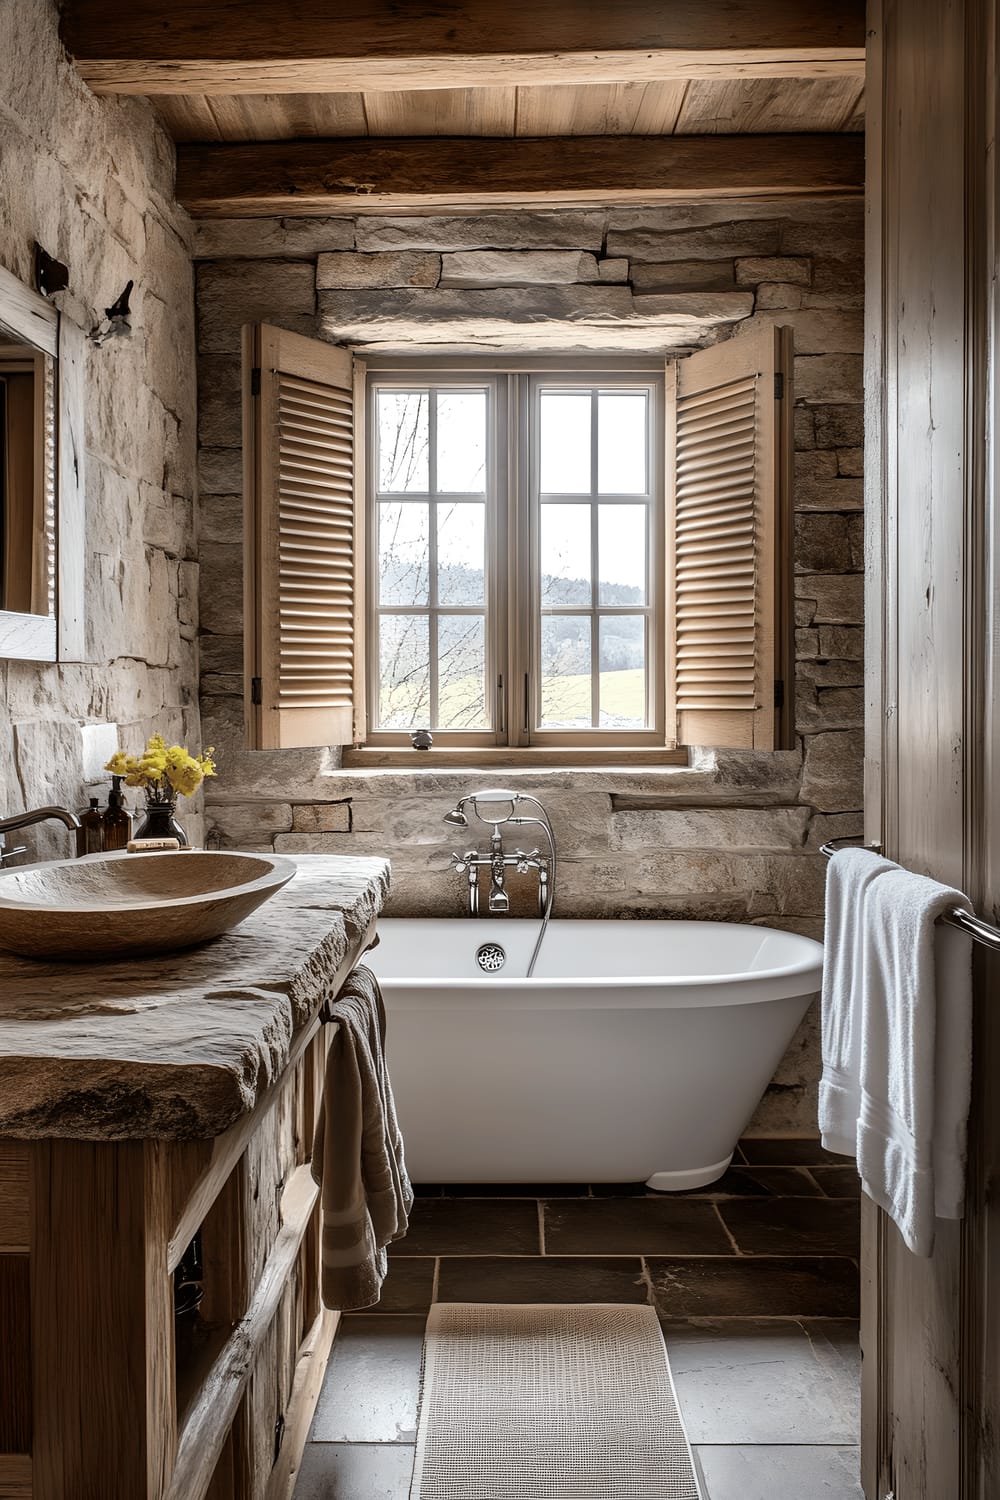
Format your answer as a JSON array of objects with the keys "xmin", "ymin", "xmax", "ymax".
[{"xmin": 134, "ymin": 794, "xmax": 188, "ymax": 846}]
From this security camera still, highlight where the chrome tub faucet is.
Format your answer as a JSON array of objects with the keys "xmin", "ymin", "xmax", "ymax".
[{"xmin": 444, "ymin": 790, "xmax": 556, "ymax": 921}]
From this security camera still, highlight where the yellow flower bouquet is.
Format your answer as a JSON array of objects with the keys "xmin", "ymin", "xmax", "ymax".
[
  {"xmin": 105, "ymin": 735, "xmax": 216, "ymax": 846},
  {"xmin": 105, "ymin": 734, "xmax": 217, "ymax": 798}
]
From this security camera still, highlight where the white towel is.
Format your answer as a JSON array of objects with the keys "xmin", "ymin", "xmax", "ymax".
[
  {"xmin": 855, "ymin": 867, "xmax": 972, "ymax": 1256},
  {"xmin": 819, "ymin": 847, "xmax": 896, "ymax": 1156}
]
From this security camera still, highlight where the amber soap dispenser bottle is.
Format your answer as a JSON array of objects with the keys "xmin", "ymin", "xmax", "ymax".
[{"xmin": 102, "ymin": 775, "xmax": 133, "ymax": 851}]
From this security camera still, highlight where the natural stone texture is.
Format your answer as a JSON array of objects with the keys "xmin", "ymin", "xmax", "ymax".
[
  {"xmin": 205, "ymin": 803, "xmax": 294, "ymax": 846},
  {"xmin": 752, "ymin": 309, "xmax": 863, "ymax": 355},
  {"xmin": 794, "ymin": 475, "xmax": 864, "ymax": 512},
  {"xmin": 199, "ymin": 493, "xmax": 244, "ymax": 545},
  {"xmin": 794, "ymin": 514, "xmax": 853, "ymax": 573},
  {"xmin": 438, "ymin": 250, "xmax": 600, "ymax": 287},
  {"xmin": 735, "ymin": 256, "xmax": 811, "ymax": 286},
  {"xmin": 794, "ymin": 354, "xmax": 864, "ymax": 404},
  {"xmin": 606, "ymin": 220, "xmax": 783, "ymax": 263},
  {"xmin": 805, "ymin": 812, "xmax": 865, "ymax": 850},
  {"xmin": 200, "ymin": 634, "xmax": 242, "ymax": 675},
  {"xmin": 196, "ymin": 259, "xmax": 316, "ymax": 354},
  {"xmin": 630, "ymin": 260, "xmax": 738, "ymax": 292},
  {"xmin": 194, "ymin": 216, "xmax": 355, "ymax": 258},
  {"xmin": 316, "ymin": 251, "xmax": 440, "ymax": 289},
  {"xmin": 795, "ymin": 450, "xmax": 838, "ymax": 481},
  {"xmin": 0, "ymin": 856, "xmax": 388, "ymax": 1139},
  {"xmin": 610, "ymin": 807, "xmax": 811, "ymax": 852},
  {"xmin": 795, "ymin": 574, "xmax": 865, "ymax": 626},
  {"xmin": 797, "ymin": 658, "xmax": 864, "ymax": 689},
  {"xmin": 199, "ymin": 447, "xmax": 243, "ymax": 492},
  {"xmin": 756, "ymin": 282, "xmax": 805, "ymax": 310},
  {"xmin": 597, "ymin": 258, "xmax": 629, "ymax": 282},
  {"xmin": 292, "ymin": 802, "xmax": 353, "ymax": 833},
  {"xmin": 794, "ymin": 407, "xmax": 817, "ymax": 449},
  {"xmin": 796, "ymin": 685, "xmax": 864, "ymax": 733},
  {"xmin": 354, "ymin": 213, "xmax": 607, "ymax": 252},
  {"xmin": 628, "ymin": 851, "xmax": 826, "ymax": 916},
  {"xmin": 196, "ymin": 355, "xmax": 242, "ymax": 448},
  {"xmin": 837, "ymin": 447, "xmax": 864, "ymax": 476},
  {"xmin": 631, "ymin": 292, "xmax": 754, "ymax": 321},
  {"xmin": 818, "ymin": 625, "xmax": 864, "ymax": 659},
  {"xmin": 198, "ymin": 542, "xmax": 243, "ymax": 635},
  {"xmin": 318, "ymin": 285, "xmax": 741, "ymax": 352},
  {"xmin": 814, "ymin": 405, "xmax": 864, "ymax": 449},
  {"xmin": 800, "ymin": 730, "xmax": 865, "ymax": 813},
  {"xmin": 782, "ymin": 220, "xmax": 865, "ymax": 259}
]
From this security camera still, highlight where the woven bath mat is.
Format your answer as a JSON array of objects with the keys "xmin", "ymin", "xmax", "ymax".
[{"xmin": 410, "ymin": 1303, "xmax": 702, "ymax": 1500}]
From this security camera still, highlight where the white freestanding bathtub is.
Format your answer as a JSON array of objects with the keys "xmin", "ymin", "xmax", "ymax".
[{"xmin": 368, "ymin": 918, "xmax": 823, "ymax": 1190}]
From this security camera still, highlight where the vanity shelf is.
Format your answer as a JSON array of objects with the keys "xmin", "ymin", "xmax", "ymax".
[{"xmin": 0, "ymin": 854, "xmax": 389, "ymax": 1500}]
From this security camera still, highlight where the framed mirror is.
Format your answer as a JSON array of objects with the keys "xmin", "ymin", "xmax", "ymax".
[{"xmin": 0, "ymin": 262, "xmax": 85, "ymax": 663}]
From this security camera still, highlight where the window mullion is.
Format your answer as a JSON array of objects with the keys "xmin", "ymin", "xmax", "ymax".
[{"xmin": 428, "ymin": 391, "xmax": 439, "ymax": 732}]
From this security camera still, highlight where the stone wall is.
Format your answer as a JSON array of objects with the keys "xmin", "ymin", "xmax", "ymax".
[
  {"xmin": 0, "ymin": 0, "xmax": 202, "ymax": 854},
  {"xmin": 195, "ymin": 198, "xmax": 864, "ymax": 1132}
]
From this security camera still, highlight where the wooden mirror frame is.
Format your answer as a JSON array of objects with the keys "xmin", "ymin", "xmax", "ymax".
[{"xmin": 0, "ymin": 263, "xmax": 85, "ymax": 663}]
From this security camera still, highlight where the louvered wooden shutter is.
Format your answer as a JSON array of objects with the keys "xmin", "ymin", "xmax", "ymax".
[
  {"xmin": 243, "ymin": 324, "xmax": 365, "ymax": 750},
  {"xmin": 667, "ymin": 323, "xmax": 792, "ymax": 750}
]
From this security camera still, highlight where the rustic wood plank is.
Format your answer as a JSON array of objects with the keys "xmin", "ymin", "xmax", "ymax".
[
  {"xmin": 366, "ymin": 86, "xmax": 516, "ymax": 137},
  {"xmin": 62, "ymin": 0, "xmax": 866, "ymax": 95},
  {"xmin": 675, "ymin": 74, "xmax": 867, "ymax": 133},
  {"xmin": 30, "ymin": 1140, "xmax": 175, "ymax": 1500},
  {"xmin": 0, "ymin": 1144, "xmax": 29, "ymax": 1252},
  {"xmin": 0, "ymin": 1256, "xmax": 31, "ymax": 1454},
  {"xmin": 177, "ymin": 133, "xmax": 864, "ymax": 216},
  {"xmin": 0, "ymin": 1455, "xmax": 31, "ymax": 1499},
  {"xmin": 264, "ymin": 1309, "xmax": 339, "ymax": 1500},
  {"xmin": 514, "ymin": 81, "xmax": 688, "ymax": 137},
  {"xmin": 165, "ymin": 1164, "xmax": 319, "ymax": 1500}
]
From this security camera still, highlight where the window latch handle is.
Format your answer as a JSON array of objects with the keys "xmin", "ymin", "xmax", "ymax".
[
  {"xmin": 496, "ymin": 674, "xmax": 505, "ymax": 735},
  {"xmin": 523, "ymin": 673, "xmax": 530, "ymax": 735}
]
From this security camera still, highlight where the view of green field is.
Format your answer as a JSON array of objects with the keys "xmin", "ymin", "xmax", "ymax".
[{"xmin": 380, "ymin": 666, "xmax": 645, "ymax": 730}]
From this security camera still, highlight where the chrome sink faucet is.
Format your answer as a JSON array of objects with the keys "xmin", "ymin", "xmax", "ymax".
[{"xmin": 0, "ymin": 805, "xmax": 81, "ymax": 867}]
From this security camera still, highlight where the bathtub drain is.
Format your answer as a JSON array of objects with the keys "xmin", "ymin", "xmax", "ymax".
[{"xmin": 476, "ymin": 942, "xmax": 506, "ymax": 972}]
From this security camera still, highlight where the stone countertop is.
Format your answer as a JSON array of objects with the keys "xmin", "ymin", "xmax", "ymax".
[{"xmin": 0, "ymin": 854, "xmax": 389, "ymax": 1142}]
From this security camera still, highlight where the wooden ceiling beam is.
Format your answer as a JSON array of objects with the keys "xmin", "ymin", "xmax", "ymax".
[
  {"xmin": 175, "ymin": 134, "xmax": 864, "ymax": 218},
  {"xmin": 61, "ymin": 1, "xmax": 866, "ymax": 95}
]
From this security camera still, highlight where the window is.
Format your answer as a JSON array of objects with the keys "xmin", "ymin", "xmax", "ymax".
[
  {"xmin": 242, "ymin": 324, "xmax": 792, "ymax": 757},
  {"xmin": 367, "ymin": 372, "xmax": 662, "ymax": 748}
]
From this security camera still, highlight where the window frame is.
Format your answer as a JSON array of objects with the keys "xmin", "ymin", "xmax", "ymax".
[{"xmin": 364, "ymin": 358, "xmax": 665, "ymax": 750}]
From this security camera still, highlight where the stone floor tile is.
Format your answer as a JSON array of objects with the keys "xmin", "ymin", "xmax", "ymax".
[
  {"xmin": 352, "ymin": 1258, "xmax": 436, "ymax": 1314},
  {"xmin": 436, "ymin": 1254, "xmax": 647, "ymax": 1303},
  {"xmin": 738, "ymin": 1137, "xmax": 844, "ymax": 1166},
  {"xmin": 810, "ymin": 1166, "xmax": 863, "ymax": 1199},
  {"xmin": 648, "ymin": 1256, "xmax": 859, "ymax": 1319},
  {"xmin": 441, "ymin": 1182, "xmax": 589, "ymax": 1197},
  {"xmin": 389, "ymin": 1196, "xmax": 540, "ymax": 1256},
  {"xmin": 694, "ymin": 1444, "xmax": 864, "ymax": 1499},
  {"xmin": 719, "ymin": 1198, "xmax": 861, "ymax": 1256},
  {"xmin": 543, "ymin": 1197, "xmax": 731, "ymax": 1255},
  {"xmin": 309, "ymin": 1316, "xmax": 425, "ymax": 1443},
  {"xmin": 661, "ymin": 1319, "xmax": 860, "ymax": 1444},
  {"xmin": 293, "ymin": 1442, "xmax": 415, "ymax": 1500}
]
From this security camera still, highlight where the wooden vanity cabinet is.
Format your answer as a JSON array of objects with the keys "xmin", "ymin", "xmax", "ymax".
[{"xmin": 0, "ymin": 988, "xmax": 345, "ymax": 1500}]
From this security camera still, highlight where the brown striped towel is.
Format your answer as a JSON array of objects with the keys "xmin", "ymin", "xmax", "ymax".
[{"xmin": 311, "ymin": 965, "xmax": 413, "ymax": 1311}]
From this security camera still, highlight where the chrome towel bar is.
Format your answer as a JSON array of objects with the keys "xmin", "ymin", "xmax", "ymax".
[{"xmin": 819, "ymin": 837, "xmax": 1000, "ymax": 953}]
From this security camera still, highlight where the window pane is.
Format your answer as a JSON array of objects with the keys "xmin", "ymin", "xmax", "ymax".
[
  {"xmin": 438, "ymin": 614, "xmax": 487, "ymax": 729},
  {"xmin": 540, "ymin": 614, "xmax": 592, "ymax": 728},
  {"xmin": 539, "ymin": 391, "xmax": 591, "ymax": 493},
  {"xmin": 378, "ymin": 502, "xmax": 428, "ymax": 605},
  {"xmin": 598, "ymin": 503, "xmax": 647, "ymax": 605},
  {"xmin": 438, "ymin": 502, "xmax": 485, "ymax": 605},
  {"xmin": 378, "ymin": 390, "xmax": 429, "ymax": 493},
  {"xmin": 378, "ymin": 615, "xmax": 430, "ymax": 728},
  {"xmin": 540, "ymin": 503, "xmax": 591, "ymax": 606},
  {"xmin": 597, "ymin": 391, "xmax": 647, "ymax": 494},
  {"xmin": 599, "ymin": 615, "xmax": 646, "ymax": 728},
  {"xmin": 437, "ymin": 391, "xmax": 487, "ymax": 493}
]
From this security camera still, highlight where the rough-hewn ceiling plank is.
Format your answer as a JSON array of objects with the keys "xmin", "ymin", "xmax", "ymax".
[
  {"xmin": 62, "ymin": 0, "xmax": 866, "ymax": 95},
  {"xmin": 176, "ymin": 134, "xmax": 865, "ymax": 217}
]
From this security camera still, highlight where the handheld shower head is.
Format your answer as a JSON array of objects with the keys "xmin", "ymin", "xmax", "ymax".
[{"xmin": 443, "ymin": 803, "xmax": 469, "ymax": 827}]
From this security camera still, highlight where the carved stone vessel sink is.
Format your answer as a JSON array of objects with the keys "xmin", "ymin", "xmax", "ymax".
[{"xmin": 0, "ymin": 850, "xmax": 297, "ymax": 959}]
